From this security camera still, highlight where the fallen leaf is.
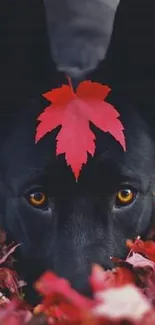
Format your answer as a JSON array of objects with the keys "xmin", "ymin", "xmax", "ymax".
[
  {"xmin": 0, "ymin": 268, "xmax": 21, "ymax": 295},
  {"xmin": 127, "ymin": 239, "xmax": 155, "ymax": 262},
  {"xmin": 126, "ymin": 253, "xmax": 155, "ymax": 271},
  {"xmin": 92, "ymin": 284, "xmax": 152, "ymax": 321},
  {"xmin": 35, "ymin": 271, "xmax": 93, "ymax": 310},
  {"xmin": 0, "ymin": 244, "xmax": 20, "ymax": 266},
  {"xmin": 89, "ymin": 264, "xmax": 134, "ymax": 293}
]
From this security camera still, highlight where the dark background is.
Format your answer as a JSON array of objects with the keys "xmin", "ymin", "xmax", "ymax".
[{"xmin": 0, "ymin": 0, "xmax": 155, "ymax": 128}]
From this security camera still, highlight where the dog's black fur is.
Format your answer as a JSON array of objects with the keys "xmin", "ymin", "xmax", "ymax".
[
  {"xmin": 0, "ymin": 0, "xmax": 155, "ymax": 304},
  {"xmin": 0, "ymin": 95, "xmax": 155, "ymax": 304}
]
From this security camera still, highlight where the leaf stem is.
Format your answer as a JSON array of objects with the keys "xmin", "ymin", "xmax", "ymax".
[{"xmin": 67, "ymin": 76, "xmax": 74, "ymax": 93}]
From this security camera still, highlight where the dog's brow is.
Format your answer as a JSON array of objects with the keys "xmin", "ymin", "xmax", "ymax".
[
  {"xmin": 5, "ymin": 168, "xmax": 46, "ymax": 195},
  {"xmin": 92, "ymin": 154, "xmax": 144, "ymax": 187}
]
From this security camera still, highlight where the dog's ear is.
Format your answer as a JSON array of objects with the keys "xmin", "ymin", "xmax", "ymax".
[{"xmin": 43, "ymin": 0, "xmax": 119, "ymax": 79}]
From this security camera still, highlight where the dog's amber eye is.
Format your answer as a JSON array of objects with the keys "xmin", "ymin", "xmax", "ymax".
[
  {"xmin": 116, "ymin": 188, "xmax": 135, "ymax": 207},
  {"xmin": 28, "ymin": 191, "xmax": 47, "ymax": 207}
]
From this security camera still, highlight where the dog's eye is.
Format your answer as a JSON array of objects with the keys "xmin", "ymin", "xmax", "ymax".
[
  {"xmin": 26, "ymin": 190, "xmax": 48, "ymax": 209},
  {"xmin": 115, "ymin": 187, "xmax": 136, "ymax": 207}
]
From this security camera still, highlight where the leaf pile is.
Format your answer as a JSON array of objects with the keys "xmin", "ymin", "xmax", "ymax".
[{"xmin": 2, "ymin": 235, "xmax": 155, "ymax": 325}]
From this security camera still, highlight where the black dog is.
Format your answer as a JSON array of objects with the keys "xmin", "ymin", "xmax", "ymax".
[
  {"xmin": 0, "ymin": 94, "xmax": 154, "ymax": 304},
  {"xmin": 1, "ymin": 0, "xmax": 155, "ymax": 304}
]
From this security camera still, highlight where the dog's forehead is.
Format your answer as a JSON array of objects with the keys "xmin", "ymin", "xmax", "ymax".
[{"xmin": 1, "ymin": 99, "xmax": 152, "ymax": 185}]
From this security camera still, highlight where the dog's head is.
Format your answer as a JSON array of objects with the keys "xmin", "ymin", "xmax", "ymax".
[{"xmin": 0, "ymin": 95, "xmax": 154, "ymax": 301}]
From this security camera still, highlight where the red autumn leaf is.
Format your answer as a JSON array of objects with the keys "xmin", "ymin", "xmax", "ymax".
[
  {"xmin": 34, "ymin": 271, "xmax": 94, "ymax": 324},
  {"xmin": 35, "ymin": 79, "xmax": 126, "ymax": 180},
  {"xmin": 127, "ymin": 238, "xmax": 155, "ymax": 263},
  {"xmin": 112, "ymin": 249, "xmax": 155, "ymax": 306},
  {"xmin": 35, "ymin": 271, "xmax": 93, "ymax": 309},
  {"xmin": 0, "ymin": 299, "xmax": 32, "ymax": 325},
  {"xmin": 89, "ymin": 264, "xmax": 134, "ymax": 294},
  {"xmin": 34, "ymin": 302, "xmax": 84, "ymax": 323},
  {"xmin": 0, "ymin": 268, "xmax": 21, "ymax": 296},
  {"xmin": 126, "ymin": 253, "xmax": 155, "ymax": 271},
  {"xmin": 0, "ymin": 244, "xmax": 20, "ymax": 266},
  {"xmin": 112, "ymin": 252, "xmax": 155, "ymax": 272},
  {"xmin": 34, "ymin": 303, "xmax": 63, "ymax": 319},
  {"xmin": 126, "ymin": 253, "xmax": 155, "ymax": 305},
  {"xmin": 0, "ymin": 299, "xmax": 22, "ymax": 322},
  {"xmin": 92, "ymin": 284, "xmax": 152, "ymax": 322},
  {"xmin": 1, "ymin": 311, "xmax": 32, "ymax": 325}
]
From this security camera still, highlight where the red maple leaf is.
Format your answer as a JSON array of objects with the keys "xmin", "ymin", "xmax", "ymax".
[
  {"xmin": 35, "ymin": 271, "xmax": 93, "ymax": 309},
  {"xmin": 0, "ymin": 299, "xmax": 32, "ymax": 325},
  {"xmin": 126, "ymin": 238, "xmax": 155, "ymax": 263},
  {"xmin": 89, "ymin": 264, "xmax": 134, "ymax": 294},
  {"xmin": 35, "ymin": 78, "xmax": 126, "ymax": 180},
  {"xmin": 92, "ymin": 284, "xmax": 152, "ymax": 322},
  {"xmin": 0, "ymin": 243, "xmax": 20, "ymax": 266},
  {"xmin": 34, "ymin": 271, "xmax": 94, "ymax": 323}
]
